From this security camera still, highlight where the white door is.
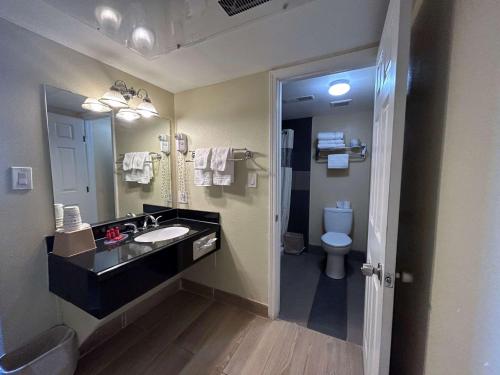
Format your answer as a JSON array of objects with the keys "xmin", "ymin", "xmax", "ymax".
[
  {"xmin": 363, "ymin": 1, "xmax": 411, "ymax": 374},
  {"xmin": 47, "ymin": 112, "xmax": 98, "ymax": 223}
]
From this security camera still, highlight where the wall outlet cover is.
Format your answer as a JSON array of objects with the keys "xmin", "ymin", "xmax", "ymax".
[{"xmin": 247, "ymin": 171, "xmax": 258, "ymax": 188}]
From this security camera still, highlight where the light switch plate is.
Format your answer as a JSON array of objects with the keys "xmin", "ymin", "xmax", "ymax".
[
  {"xmin": 247, "ymin": 171, "xmax": 257, "ymax": 188},
  {"xmin": 11, "ymin": 167, "xmax": 33, "ymax": 190}
]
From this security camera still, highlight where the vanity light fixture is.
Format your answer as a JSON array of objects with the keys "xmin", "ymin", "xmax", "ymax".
[
  {"xmin": 83, "ymin": 80, "xmax": 159, "ymax": 121},
  {"xmin": 81, "ymin": 98, "xmax": 112, "ymax": 112},
  {"xmin": 116, "ymin": 108, "xmax": 141, "ymax": 122},
  {"xmin": 328, "ymin": 79, "xmax": 351, "ymax": 96},
  {"xmin": 136, "ymin": 94, "xmax": 159, "ymax": 118}
]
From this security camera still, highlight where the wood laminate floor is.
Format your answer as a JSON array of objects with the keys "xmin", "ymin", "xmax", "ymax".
[{"xmin": 76, "ymin": 291, "xmax": 363, "ymax": 375}]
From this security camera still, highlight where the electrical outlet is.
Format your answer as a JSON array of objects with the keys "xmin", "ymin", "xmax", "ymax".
[
  {"xmin": 178, "ymin": 191, "xmax": 188, "ymax": 204},
  {"xmin": 247, "ymin": 171, "xmax": 257, "ymax": 188}
]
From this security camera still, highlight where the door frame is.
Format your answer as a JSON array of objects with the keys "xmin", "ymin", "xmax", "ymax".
[{"xmin": 268, "ymin": 47, "xmax": 378, "ymax": 319}]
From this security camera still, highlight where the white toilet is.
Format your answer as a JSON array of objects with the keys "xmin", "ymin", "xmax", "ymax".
[{"xmin": 321, "ymin": 207, "xmax": 353, "ymax": 279}]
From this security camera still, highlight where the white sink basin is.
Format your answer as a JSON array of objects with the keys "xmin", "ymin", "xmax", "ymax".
[{"xmin": 134, "ymin": 226, "xmax": 190, "ymax": 243}]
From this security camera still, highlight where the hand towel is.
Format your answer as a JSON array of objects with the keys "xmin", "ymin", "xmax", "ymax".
[
  {"xmin": 194, "ymin": 148, "xmax": 212, "ymax": 170},
  {"xmin": 317, "ymin": 132, "xmax": 344, "ymax": 140},
  {"xmin": 124, "ymin": 153, "xmax": 153, "ymax": 184},
  {"xmin": 132, "ymin": 152, "xmax": 149, "ymax": 170},
  {"xmin": 210, "ymin": 147, "xmax": 231, "ymax": 172},
  {"xmin": 328, "ymin": 153, "xmax": 349, "ymax": 169},
  {"xmin": 122, "ymin": 153, "xmax": 135, "ymax": 171},
  {"xmin": 194, "ymin": 170, "xmax": 213, "ymax": 186},
  {"xmin": 213, "ymin": 148, "xmax": 234, "ymax": 186}
]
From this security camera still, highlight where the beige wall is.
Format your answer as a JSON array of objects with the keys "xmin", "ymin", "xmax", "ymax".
[
  {"xmin": 0, "ymin": 18, "xmax": 174, "ymax": 353},
  {"xmin": 174, "ymin": 72, "xmax": 270, "ymax": 305},
  {"xmin": 309, "ymin": 110, "xmax": 373, "ymax": 251},
  {"xmin": 114, "ymin": 117, "xmax": 172, "ymax": 216},
  {"xmin": 423, "ymin": 0, "xmax": 500, "ymax": 374}
]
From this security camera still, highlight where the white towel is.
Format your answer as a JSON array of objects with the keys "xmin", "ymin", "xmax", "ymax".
[
  {"xmin": 194, "ymin": 148, "xmax": 212, "ymax": 170},
  {"xmin": 213, "ymin": 148, "xmax": 234, "ymax": 186},
  {"xmin": 124, "ymin": 153, "xmax": 153, "ymax": 184},
  {"xmin": 122, "ymin": 153, "xmax": 135, "ymax": 171},
  {"xmin": 318, "ymin": 143, "xmax": 346, "ymax": 150},
  {"xmin": 132, "ymin": 152, "xmax": 148, "ymax": 170},
  {"xmin": 194, "ymin": 170, "xmax": 213, "ymax": 186},
  {"xmin": 318, "ymin": 140, "xmax": 345, "ymax": 147},
  {"xmin": 210, "ymin": 147, "xmax": 230, "ymax": 172},
  {"xmin": 328, "ymin": 153, "xmax": 349, "ymax": 169},
  {"xmin": 317, "ymin": 132, "xmax": 344, "ymax": 140},
  {"xmin": 318, "ymin": 139, "xmax": 344, "ymax": 144}
]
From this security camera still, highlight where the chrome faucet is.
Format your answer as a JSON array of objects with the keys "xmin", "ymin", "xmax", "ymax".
[
  {"xmin": 143, "ymin": 214, "xmax": 162, "ymax": 230},
  {"xmin": 123, "ymin": 222, "xmax": 138, "ymax": 234}
]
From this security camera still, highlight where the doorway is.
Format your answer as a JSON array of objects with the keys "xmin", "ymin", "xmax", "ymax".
[{"xmin": 277, "ymin": 65, "xmax": 376, "ymax": 344}]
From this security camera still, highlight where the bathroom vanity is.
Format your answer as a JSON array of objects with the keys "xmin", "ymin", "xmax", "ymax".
[{"xmin": 47, "ymin": 208, "xmax": 220, "ymax": 318}]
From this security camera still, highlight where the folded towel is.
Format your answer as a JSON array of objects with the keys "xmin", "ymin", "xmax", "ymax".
[
  {"xmin": 336, "ymin": 200, "xmax": 351, "ymax": 209},
  {"xmin": 194, "ymin": 169, "xmax": 213, "ymax": 186},
  {"xmin": 132, "ymin": 152, "xmax": 149, "ymax": 170},
  {"xmin": 124, "ymin": 153, "xmax": 153, "ymax": 184},
  {"xmin": 318, "ymin": 140, "xmax": 345, "ymax": 146},
  {"xmin": 211, "ymin": 147, "xmax": 231, "ymax": 172},
  {"xmin": 213, "ymin": 149, "xmax": 234, "ymax": 186},
  {"xmin": 317, "ymin": 132, "xmax": 344, "ymax": 140},
  {"xmin": 122, "ymin": 153, "xmax": 135, "ymax": 171},
  {"xmin": 328, "ymin": 153, "xmax": 349, "ymax": 169},
  {"xmin": 318, "ymin": 143, "xmax": 346, "ymax": 150},
  {"xmin": 194, "ymin": 148, "xmax": 212, "ymax": 170}
]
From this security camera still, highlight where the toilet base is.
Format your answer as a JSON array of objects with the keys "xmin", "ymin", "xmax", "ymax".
[{"xmin": 325, "ymin": 253, "xmax": 346, "ymax": 279}]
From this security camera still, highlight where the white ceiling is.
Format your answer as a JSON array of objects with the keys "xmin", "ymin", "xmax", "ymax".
[
  {"xmin": 0, "ymin": 0, "xmax": 388, "ymax": 93},
  {"xmin": 282, "ymin": 66, "xmax": 375, "ymax": 120}
]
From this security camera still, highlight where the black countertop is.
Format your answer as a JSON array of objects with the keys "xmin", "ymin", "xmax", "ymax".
[
  {"xmin": 47, "ymin": 208, "xmax": 221, "ymax": 318},
  {"xmin": 64, "ymin": 218, "xmax": 218, "ymax": 275}
]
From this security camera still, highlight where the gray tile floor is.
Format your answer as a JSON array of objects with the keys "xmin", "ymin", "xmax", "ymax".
[{"xmin": 279, "ymin": 247, "xmax": 365, "ymax": 345}]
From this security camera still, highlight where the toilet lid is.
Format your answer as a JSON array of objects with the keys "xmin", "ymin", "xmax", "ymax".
[{"xmin": 321, "ymin": 232, "xmax": 352, "ymax": 247}]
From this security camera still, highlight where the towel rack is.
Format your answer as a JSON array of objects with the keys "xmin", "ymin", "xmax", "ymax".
[
  {"xmin": 315, "ymin": 145, "xmax": 367, "ymax": 162},
  {"xmin": 185, "ymin": 148, "xmax": 254, "ymax": 163},
  {"xmin": 115, "ymin": 152, "xmax": 162, "ymax": 164}
]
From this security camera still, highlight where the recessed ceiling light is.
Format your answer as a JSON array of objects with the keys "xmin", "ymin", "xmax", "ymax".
[
  {"xmin": 131, "ymin": 27, "xmax": 155, "ymax": 51},
  {"xmin": 95, "ymin": 6, "xmax": 122, "ymax": 31},
  {"xmin": 328, "ymin": 79, "xmax": 351, "ymax": 96}
]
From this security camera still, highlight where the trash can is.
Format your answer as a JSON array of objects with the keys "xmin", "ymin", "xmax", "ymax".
[
  {"xmin": 0, "ymin": 325, "xmax": 78, "ymax": 375},
  {"xmin": 283, "ymin": 232, "xmax": 305, "ymax": 255}
]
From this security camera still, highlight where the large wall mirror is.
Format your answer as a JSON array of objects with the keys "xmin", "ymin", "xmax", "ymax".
[{"xmin": 43, "ymin": 85, "xmax": 172, "ymax": 225}]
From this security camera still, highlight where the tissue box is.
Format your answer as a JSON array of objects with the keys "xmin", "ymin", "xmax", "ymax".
[{"xmin": 53, "ymin": 227, "xmax": 96, "ymax": 257}]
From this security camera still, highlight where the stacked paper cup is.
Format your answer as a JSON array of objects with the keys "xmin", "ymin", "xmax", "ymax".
[
  {"xmin": 54, "ymin": 203, "xmax": 64, "ymax": 228},
  {"xmin": 63, "ymin": 205, "xmax": 83, "ymax": 232}
]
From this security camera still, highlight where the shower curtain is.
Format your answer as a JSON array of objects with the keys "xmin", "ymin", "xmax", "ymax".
[{"xmin": 281, "ymin": 129, "xmax": 294, "ymax": 240}]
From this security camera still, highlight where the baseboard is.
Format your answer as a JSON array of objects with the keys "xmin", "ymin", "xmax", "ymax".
[
  {"xmin": 79, "ymin": 279, "xmax": 181, "ymax": 356},
  {"xmin": 180, "ymin": 278, "xmax": 268, "ymax": 317}
]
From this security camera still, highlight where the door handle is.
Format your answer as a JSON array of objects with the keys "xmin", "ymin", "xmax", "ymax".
[{"xmin": 361, "ymin": 263, "xmax": 383, "ymax": 280}]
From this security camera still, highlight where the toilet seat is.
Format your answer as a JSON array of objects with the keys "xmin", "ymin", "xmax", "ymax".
[{"xmin": 321, "ymin": 232, "xmax": 352, "ymax": 247}]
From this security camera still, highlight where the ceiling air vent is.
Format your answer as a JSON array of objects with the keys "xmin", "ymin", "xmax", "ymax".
[
  {"xmin": 283, "ymin": 95, "xmax": 315, "ymax": 104},
  {"xmin": 218, "ymin": 0, "xmax": 272, "ymax": 16},
  {"xmin": 330, "ymin": 99, "xmax": 352, "ymax": 108}
]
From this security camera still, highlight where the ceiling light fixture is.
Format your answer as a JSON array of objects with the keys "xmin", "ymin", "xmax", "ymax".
[
  {"xmin": 328, "ymin": 79, "xmax": 351, "ymax": 96},
  {"xmin": 82, "ymin": 80, "xmax": 159, "ymax": 121}
]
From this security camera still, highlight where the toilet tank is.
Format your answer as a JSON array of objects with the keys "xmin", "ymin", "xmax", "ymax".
[{"xmin": 324, "ymin": 207, "xmax": 353, "ymax": 234}]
